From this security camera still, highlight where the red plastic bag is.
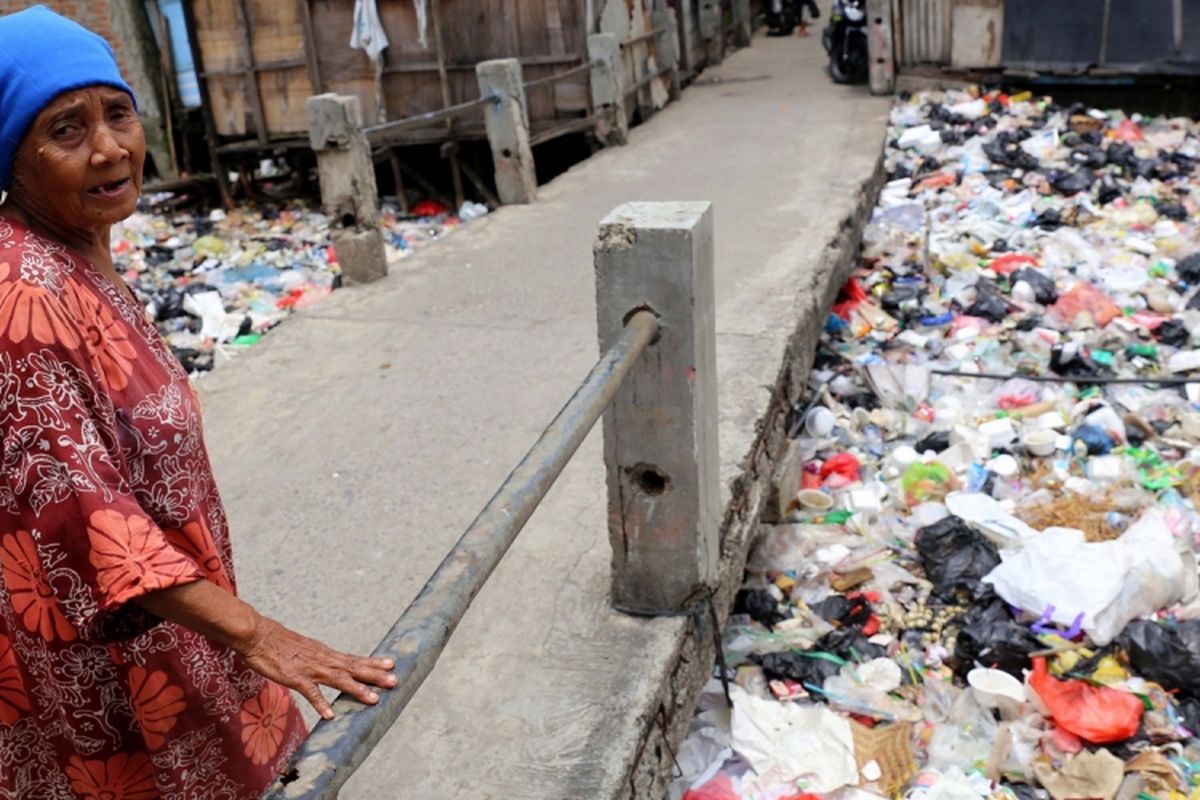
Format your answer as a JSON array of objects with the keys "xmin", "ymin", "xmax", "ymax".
[
  {"xmin": 820, "ymin": 453, "xmax": 862, "ymax": 487},
  {"xmin": 831, "ymin": 277, "xmax": 868, "ymax": 321},
  {"xmin": 1114, "ymin": 118, "xmax": 1144, "ymax": 142},
  {"xmin": 683, "ymin": 774, "xmax": 739, "ymax": 800},
  {"xmin": 1028, "ymin": 658, "xmax": 1142, "ymax": 744},
  {"xmin": 1046, "ymin": 283, "xmax": 1120, "ymax": 329},
  {"xmin": 411, "ymin": 199, "xmax": 449, "ymax": 217},
  {"xmin": 989, "ymin": 253, "xmax": 1038, "ymax": 275}
]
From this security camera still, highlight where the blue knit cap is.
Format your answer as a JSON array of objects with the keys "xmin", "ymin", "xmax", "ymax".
[{"xmin": 0, "ymin": 5, "xmax": 136, "ymax": 189}]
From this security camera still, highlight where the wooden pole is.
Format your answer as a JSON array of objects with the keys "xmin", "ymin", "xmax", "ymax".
[
  {"xmin": 430, "ymin": 0, "xmax": 465, "ymax": 211},
  {"xmin": 179, "ymin": 0, "xmax": 234, "ymax": 207}
]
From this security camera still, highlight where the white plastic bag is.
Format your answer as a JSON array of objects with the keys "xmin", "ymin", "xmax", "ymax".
[{"xmin": 983, "ymin": 509, "xmax": 1186, "ymax": 645}]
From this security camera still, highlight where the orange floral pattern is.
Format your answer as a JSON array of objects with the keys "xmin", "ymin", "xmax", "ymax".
[
  {"xmin": 87, "ymin": 509, "xmax": 199, "ymax": 606},
  {"xmin": 240, "ymin": 683, "xmax": 290, "ymax": 766},
  {"xmin": 0, "ymin": 633, "xmax": 30, "ymax": 724},
  {"xmin": 0, "ymin": 260, "xmax": 83, "ymax": 348},
  {"xmin": 128, "ymin": 666, "xmax": 186, "ymax": 748},
  {"xmin": 163, "ymin": 518, "xmax": 233, "ymax": 592},
  {"xmin": 71, "ymin": 278, "xmax": 137, "ymax": 391},
  {"xmin": 66, "ymin": 752, "xmax": 159, "ymax": 800},
  {"xmin": 0, "ymin": 530, "xmax": 76, "ymax": 641},
  {"xmin": 0, "ymin": 219, "xmax": 306, "ymax": 798}
]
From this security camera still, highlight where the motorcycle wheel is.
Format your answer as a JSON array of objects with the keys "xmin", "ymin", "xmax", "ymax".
[{"xmin": 821, "ymin": 27, "xmax": 833, "ymax": 53}]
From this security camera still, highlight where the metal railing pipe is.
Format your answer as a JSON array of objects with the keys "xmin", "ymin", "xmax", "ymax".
[
  {"xmin": 262, "ymin": 310, "xmax": 661, "ymax": 800},
  {"xmin": 362, "ymin": 94, "xmax": 496, "ymax": 138},
  {"xmin": 522, "ymin": 60, "xmax": 594, "ymax": 90}
]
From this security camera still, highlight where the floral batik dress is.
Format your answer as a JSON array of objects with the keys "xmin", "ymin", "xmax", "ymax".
[{"xmin": 0, "ymin": 217, "xmax": 306, "ymax": 799}]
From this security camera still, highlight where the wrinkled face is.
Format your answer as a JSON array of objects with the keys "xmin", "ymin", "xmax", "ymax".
[{"xmin": 10, "ymin": 85, "xmax": 144, "ymax": 231}]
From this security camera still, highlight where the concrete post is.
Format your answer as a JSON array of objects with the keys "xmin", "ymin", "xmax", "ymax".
[
  {"xmin": 305, "ymin": 93, "xmax": 388, "ymax": 284},
  {"xmin": 678, "ymin": 0, "xmax": 697, "ymax": 73},
  {"xmin": 587, "ymin": 33, "xmax": 629, "ymax": 146},
  {"xmin": 652, "ymin": 8, "xmax": 682, "ymax": 101},
  {"xmin": 475, "ymin": 59, "xmax": 538, "ymax": 205},
  {"xmin": 698, "ymin": 0, "xmax": 723, "ymax": 65},
  {"xmin": 594, "ymin": 202, "xmax": 720, "ymax": 615},
  {"xmin": 867, "ymin": 0, "xmax": 896, "ymax": 95},
  {"xmin": 732, "ymin": 0, "xmax": 752, "ymax": 48}
]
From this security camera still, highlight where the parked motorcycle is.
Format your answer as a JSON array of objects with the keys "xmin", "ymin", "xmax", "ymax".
[{"xmin": 823, "ymin": 0, "xmax": 869, "ymax": 84}]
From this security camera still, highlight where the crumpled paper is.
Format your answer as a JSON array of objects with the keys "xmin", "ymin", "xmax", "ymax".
[
  {"xmin": 729, "ymin": 685, "xmax": 858, "ymax": 793},
  {"xmin": 1034, "ymin": 748, "xmax": 1125, "ymax": 800}
]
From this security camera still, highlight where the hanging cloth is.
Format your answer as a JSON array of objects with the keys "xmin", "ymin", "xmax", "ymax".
[{"xmin": 350, "ymin": 0, "xmax": 390, "ymax": 63}]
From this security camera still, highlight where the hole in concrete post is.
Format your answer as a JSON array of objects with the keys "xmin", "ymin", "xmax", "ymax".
[
  {"xmin": 875, "ymin": 16, "xmax": 883, "ymax": 23},
  {"xmin": 502, "ymin": 148, "xmax": 513, "ymax": 159},
  {"xmin": 341, "ymin": 213, "xmax": 357, "ymax": 228},
  {"xmin": 632, "ymin": 464, "xmax": 671, "ymax": 496},
  {"xmin": 623, "ymin": 304, "xmax": 663, "ymax": 344}
]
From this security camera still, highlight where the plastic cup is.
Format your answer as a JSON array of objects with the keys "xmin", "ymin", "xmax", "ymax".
[{"xmin": 804, "ymin": 407, "xmax": 837, "ymax": 438}]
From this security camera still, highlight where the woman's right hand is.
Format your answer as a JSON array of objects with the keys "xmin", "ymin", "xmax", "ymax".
[
  {"xmin": 135, "ymin": 580, "xmax": 397, "ymax": 720},
  {"xmin": 236, "ymin": 615, "xmax": 398, "ymax": 720}
]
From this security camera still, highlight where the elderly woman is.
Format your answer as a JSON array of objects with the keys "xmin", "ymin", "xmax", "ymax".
[{"xmin": 0, "ymin": 6, "xmax": 395, "ymax": 798}]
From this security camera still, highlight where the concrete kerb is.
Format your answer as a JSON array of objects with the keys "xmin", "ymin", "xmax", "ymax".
[{"xmin": 589, "ymin": 148, "xmax": 887, "ymax": 800}]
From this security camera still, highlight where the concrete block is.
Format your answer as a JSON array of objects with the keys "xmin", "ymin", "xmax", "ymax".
[
  {"xmin": 732, "ymin": 0, "xmax": 752, "ymax": 47},
  {"xmin": 867, "ymin": 0, "xmax": 896, "ymax": 95},
  {"xmin": 588, "ymin": 33, "xmax": 629, "ymax": 145},
  {"xmin": 305, "ymin": 94, "xmax": 380, "ymax": 228},
  {"xmin": 652, "ymin": 8, "xmax": 683, "ymax": 101},
  {"xmin": 475, "ymin": 59, "xmax": 538, "ymax": 205},
  {"xmin": 594, "ymin": 202, "xmax": 720, "ymax": 614},
  {"xmin": 332, "ymin": 228, "xmax": 388, "ymax": 285}
]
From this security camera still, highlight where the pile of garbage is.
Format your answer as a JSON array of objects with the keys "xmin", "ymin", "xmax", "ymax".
[
  {"xmin": 672, "ymin": 87, "xmax": 1200, "ymax": 800},
  {"xmin": 114, "ymin": 199, "xmax": 485, "ymax": 373}
]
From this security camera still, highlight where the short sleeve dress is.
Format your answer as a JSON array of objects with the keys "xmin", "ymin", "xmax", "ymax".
[{"xmin": 0, "ymin": 217, "xmax": 306, "ymax": 799}]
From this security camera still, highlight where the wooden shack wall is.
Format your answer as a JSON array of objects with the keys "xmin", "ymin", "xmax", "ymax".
[{"xmin": 191, "ymin": 0, "xmax": 589, "ymax": 140}]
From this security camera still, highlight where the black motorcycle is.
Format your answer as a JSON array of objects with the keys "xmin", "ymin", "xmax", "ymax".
[{"xmin": 823, "ymin": 0, "xmax": 869, "ymax": 83}]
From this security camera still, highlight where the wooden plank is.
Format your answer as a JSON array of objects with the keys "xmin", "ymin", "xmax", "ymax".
[
  {"xmin": 232, "ymin": 0, "xmax": 269, "ymax": 142},
  {"xmin": 545, "ymin": 0, "xmax": 566, "ymax": 54},
  {"xmin": 259, "ymin": 66, "xmax": 314, "ymax": 132},
  {"xmin": 181, "ymin": 0, "xmax": 234, "ymax": 205},
  {"xmin": 296, "ymin": 0, "xmax": 324, "ymax": 92}
]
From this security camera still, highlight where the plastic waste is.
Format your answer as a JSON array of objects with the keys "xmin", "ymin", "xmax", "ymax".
[
  {"xmin": 915, "ymin": 516, "xmax": 1000, "ymax": 602},
  {"xmin": 983, "ymin": 510, "xmax": 1187, "ymax": 646},
  {"xmin": 1028, "ymin": 658, "xmax": 1142, "ymax": 744}
]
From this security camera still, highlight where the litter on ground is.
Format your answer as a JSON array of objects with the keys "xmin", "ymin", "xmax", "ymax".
[{"xmin": 672, "ymin": 87, "xmax": 1200, "ymax": 800}]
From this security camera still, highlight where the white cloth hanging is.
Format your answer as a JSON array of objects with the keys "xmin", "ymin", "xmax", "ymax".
[{"xmin": 350, "ymin": 0, "xmax": 389, "ymax": 63}]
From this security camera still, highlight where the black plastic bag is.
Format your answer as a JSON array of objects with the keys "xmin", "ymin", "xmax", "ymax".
[
  {"xmin": 1097, "ymin": 177, "xmax": 1123, "ymax": 205},
  {"xmin": 1158, "ymin": 202, "xmax": 1188, "ymax": 221},
  {"xmin": 954, "ymin": 596, "xmax": 1040, "ymax": 677},
  {"xmin": 1049, "ymin": 345, "xmax": 1111, "ymax": 379},
  {"xmin": 1069, "ymin": 144, "xmax": 1106, "ymax": 169},
  {"xmin": 1107, "ymin": 141, "xmax": 1136, "ymax": 168},
  {"xmin": 1033, "ymin": 208, "xmax": 1064, "ymax": 230},
  {"xmin": 1155, "ymin": 318, "xmax": 1190, "ymax": 347},
  {"xmin": 965, "ymin": 281, "xmax": 1011, "ymax": 322},
  {"xmin": 916, "ymin": 516, "xmax": 1001, "ymax": 603},
  {"xmin": 1177, "ymin": 253, "xmax": 1200, "ymax": 285},
  {"xmin": 753, "ymin": 629, "xmax": 885, "ymax": 687},
  {"xmin": 1117, "ymin": 619, "xmax": 1200, "ymax": 697},
  {"xmin": 1011, "ymin": 267, "xmax": 1058, "ymax": 305},
  {"xmin": 914, "ymin": 430, "xmax": 951, "ymax": 454},
  {"xmin": 810, "ymin": 594, "xmax": 873, "ymax": 629},
  {"xmin": 734, "ymin": 589, "xmax": 788, "ymax": 629},
  {"xmin": 1052, "ymin": 168, "xmax": 1095, "ymax": 196}
]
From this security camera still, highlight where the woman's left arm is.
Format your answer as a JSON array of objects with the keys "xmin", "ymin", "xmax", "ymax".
[{"xmin": 134, "ymin": 581, "xmax": 397, "ymax": 720}]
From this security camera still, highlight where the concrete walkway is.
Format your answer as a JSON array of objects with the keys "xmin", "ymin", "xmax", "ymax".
[{"xmin": 198, "ymin": 28, "xmax": 889, "ymax": 799}]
